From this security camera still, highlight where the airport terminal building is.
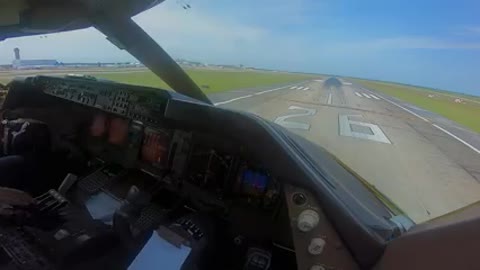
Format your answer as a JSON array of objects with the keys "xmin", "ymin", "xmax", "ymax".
[{"xmin": 11, "ymin": 48, "xmax": 58, "ymax": 69}]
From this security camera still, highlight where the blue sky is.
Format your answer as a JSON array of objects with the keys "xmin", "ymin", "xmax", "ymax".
[{"xmin": 1, "ymin": 0, "xmax": 479, "ymax": 95}]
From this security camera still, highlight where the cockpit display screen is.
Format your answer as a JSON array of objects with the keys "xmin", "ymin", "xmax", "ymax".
[
  {"xmin": 90, "ymin": 113, "xmax": 108, "ymax": 137},
  {"xmin": 141, "ymin": 127, "xmax": 170, "ymax": 168},
  {"xmin": 240, "ymin": 169, "xmax": 269, "ymax": 197},
  {"xmin": 108, "ymin": 117, "xmax": 129, "ymax": 145}
]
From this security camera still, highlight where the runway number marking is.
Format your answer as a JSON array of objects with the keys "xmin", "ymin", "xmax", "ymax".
[
  {"xmin": 339, "ymin": 115, "xmax": 391, "ymax": 144},
  {"xmin": 274, "ymin": 106, "xmax": 317, "ymax": 130}
]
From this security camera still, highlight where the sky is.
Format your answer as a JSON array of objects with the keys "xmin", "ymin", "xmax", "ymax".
[{"xmin": 1, "ymin": 0, "xmax": 480, "ymax": 95}]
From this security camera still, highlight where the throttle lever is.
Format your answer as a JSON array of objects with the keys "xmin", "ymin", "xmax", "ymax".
[{"xmin": 113, "ymin": 185, "xmax": 151, "ymax": 248}]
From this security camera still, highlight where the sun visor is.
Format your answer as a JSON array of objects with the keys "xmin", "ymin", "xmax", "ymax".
[
  {"xmin": 0, "ymin": 1, "xmax": 26, "ymax": 26},
  {"xmin": 0, "ymin": 0, "xmax": 164, "ymax": 40}
]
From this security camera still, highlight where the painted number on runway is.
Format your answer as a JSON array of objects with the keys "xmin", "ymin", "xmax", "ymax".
[
  {"xmin": 339, "ymin": 115, "xmax": 391, "ymax": 144},
  {"xmin": 274, "ymin": 106, "xmax": 317, "ymax": 130}
]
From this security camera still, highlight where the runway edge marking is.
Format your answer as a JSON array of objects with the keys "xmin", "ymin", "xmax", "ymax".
[
  {"xmin": 213, "ymin": 82, "xmax": 301, "ymax": 106},
  {"xmin": 375, "ymin": 93, "xmax": 430, "ymax": 122},
  {"xmin": 367, "ymin": 90, "xmax": 480, "ymax": 155},
  {"xmin": 432, "ymin": 124, "xmax": 480, "ymax": 155},
  {"xmin": 213, "ymin": 95, "xmax": 253, "ymax": 106}
]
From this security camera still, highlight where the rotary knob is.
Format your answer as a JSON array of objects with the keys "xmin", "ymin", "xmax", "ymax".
[
  {"xmin": 308, "ymin": 237, "xmax": 326, "ymax": 255},
  {"xmin": 310, "ymin": 265, "xmax": 326, "ymax": 270},
  {"xmin": 297, "ymin": 209, "xmax": 319, "ymax": 232}
]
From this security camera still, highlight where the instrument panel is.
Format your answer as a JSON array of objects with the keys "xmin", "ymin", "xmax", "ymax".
[
  {"xmin": 29, "ymin": 75, "xmax": 281, "ymax": 211},
  {"xmin": 34, "ymin": 75, "xmax": 169, "ymax": 125}
]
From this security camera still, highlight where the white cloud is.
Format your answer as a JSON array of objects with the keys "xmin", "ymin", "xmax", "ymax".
[
  {"xmin": 133, "ymin": 2, "xmax": 268, "ymax": 59},
  {"xmin": 130, "ymin": 1, "xmax": 315, "ymax": 67}
]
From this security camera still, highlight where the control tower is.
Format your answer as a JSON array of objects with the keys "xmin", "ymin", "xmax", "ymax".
[{"xmin": 14, "ymin": 47, "xmax": 20, "ymax": 60}]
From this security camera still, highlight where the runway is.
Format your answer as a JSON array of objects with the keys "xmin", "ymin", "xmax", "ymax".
[{"xmin": 209, "ymin": 78, "xmax": 480, "ymax": 223}]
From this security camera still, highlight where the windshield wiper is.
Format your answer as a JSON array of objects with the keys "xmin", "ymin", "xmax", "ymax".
[{"xmin": 93, "ymin": 14, "xmax": 212, "ymax": 105}]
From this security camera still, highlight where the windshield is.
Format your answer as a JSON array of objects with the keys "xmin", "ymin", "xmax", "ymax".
[{"xmin": 1, "ymin": 0, "xmax": 480, "ymax": 224}]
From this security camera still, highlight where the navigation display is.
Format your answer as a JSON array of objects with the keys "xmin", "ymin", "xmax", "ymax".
[{"xmin": 240, "ymin": 169, "xmax": 269, "ymax": 197}]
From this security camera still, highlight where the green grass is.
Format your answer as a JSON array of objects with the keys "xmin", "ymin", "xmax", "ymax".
[
  {"xmin": 90, "ymin": 69, "xmax": 315, "ymax": 93},
  {"xmin": 354, "ymin": 79, "xmax": 480, "ymax": 133}
]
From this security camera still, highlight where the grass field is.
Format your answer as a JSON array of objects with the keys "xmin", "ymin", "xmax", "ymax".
[
  {"xmin": 354, "ymin": 79, "xmax": 480, "ymax": 133},
  {"xmin": 88, "ymin": 69, "xmax": 315, "ymax": 93},
  {"xmin": 1, "ymin": 68, "xmax": 316, "ymax": 93}
]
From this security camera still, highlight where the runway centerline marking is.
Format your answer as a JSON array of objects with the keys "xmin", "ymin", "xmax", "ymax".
[
  {"xmin": 327, "ymin": 94, "xmax": 333, "ymax": 105},
  {"xmin": 290, "ymin": 86, "xmax": 296, "ymax": 90},
  {"xmin": 354, "ymin": 92, "xmax": 362, "ymax": 97},
  {"xmin": 304, "ymin": 87, "xmax": 310, "ymax": 90}
]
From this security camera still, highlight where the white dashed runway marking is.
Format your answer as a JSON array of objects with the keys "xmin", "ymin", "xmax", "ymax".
[{"xmin": 355, "ymin": 91, "xmax": 382, "ymax": 101}]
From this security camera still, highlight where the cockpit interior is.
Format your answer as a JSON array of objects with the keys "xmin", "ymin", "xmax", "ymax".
[
  {"xmin": 0, "ymin": 76, "xmax": 363, "ymax": 270},
  {"xmin": 1, "ymin": 2, "xmax": 479, "ymax": 270}
]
